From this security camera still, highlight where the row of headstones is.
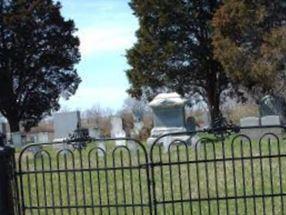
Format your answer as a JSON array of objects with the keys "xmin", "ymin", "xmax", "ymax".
[
  {"xmin": 53, "ymin": 111, "xmax": 145, "ymax": 153},
  {"xmin": 54, "ymin": 112, "xmax": 143, "ymax": 139},
  {"xmin": 1, "ymin": 111, "xmax": 143, "ymax": 151},
  {"xmin": 240, "ymin": 115, "xmax": 282, "ymax": 139},
  {"xmin": 53, "ymin": 108, "xmax": 198, "ymax": 154},
  {"xmin": 55, "ymin": 114, "xmax": 146, "ymax": 155},
  {"xmin": 2, "ymin": 92, "xmax": 199, "ymax": 149},
  {"xmin": 240, "ymin": 115, "xmax": 281, "ymax": 127}
]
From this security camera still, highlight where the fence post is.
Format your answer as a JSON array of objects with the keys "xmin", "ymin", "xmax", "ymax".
[{"xmin": 0, "ymin": 135, "xmax": 18, "ymax": 215}]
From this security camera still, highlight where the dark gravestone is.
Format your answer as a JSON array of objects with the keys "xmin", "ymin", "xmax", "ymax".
[
  {"xmin": 186, "ymin": 116, "xmax": 197, "ymax": 132},
  {"xmin": 259, "ymin": 95, "xmax": 286, "ymax": 123}
]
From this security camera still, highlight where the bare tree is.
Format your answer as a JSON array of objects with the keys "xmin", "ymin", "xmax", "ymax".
[{"xmin": 121, "ymin": 97, "xmax": 150, "ymax": 121}]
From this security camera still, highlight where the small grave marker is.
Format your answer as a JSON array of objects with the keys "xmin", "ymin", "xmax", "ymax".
[{"xmin": 111, "ymin": 117, "xmax": 126, "ymax": 146}]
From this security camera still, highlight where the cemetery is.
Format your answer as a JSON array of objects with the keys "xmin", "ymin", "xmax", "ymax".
[
  {"xmin": 0, "ymin": 92, "xmax": 285, "ymax": 215},
  {"xmin": 0, "ymin": 86, "xmax": 285, "ymax": 215},
  {"xmin": 0, "ymin": 97, "xmax": 285, "ymax": 215},
  {"xmin": 0, "ymin": 92, "xmax": 283, "ymax": 214},
  {"xmin": 13, "ymin": 122, "xmax": 286, "ymax": 215},
  {"xmin": 0, "ymin": 1, "xmax": 286, "ymax": 215}
]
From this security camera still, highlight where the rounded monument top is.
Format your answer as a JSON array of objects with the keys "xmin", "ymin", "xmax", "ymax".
[{"xmin": 149, "ymin": 92, "xmax": 186, "ymax": 108}]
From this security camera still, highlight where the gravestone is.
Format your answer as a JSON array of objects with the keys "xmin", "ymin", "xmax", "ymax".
[
  {"xmin": 11, "ymin": 132, "xmax": 23, "ymax": 148},
  {"xmin": 29, "ymin": 132, "xmax": 50, "ymax": 144},
  {"xmin": 28, "ymin": 132, "xmax": 50, "ymax": 154},
  {"xmin": 97, "ymin": 140, "xmax": 106, "ymax": 157},
  {"xmin": 240, "ymin": 115, "xmax": 282, "ymax": 139},
  {"xmin": 89, "ymin": 128, "xmax": 106, "ymax": 156},
  {"xmin": 126, "ymin": 122, "xmax": 143, "ymax": 152},
  {"xmin": 37, "ymin": 132, "xmax": 50, "ymax": 143},
  {"xmin": 54, "ymin": 111, "xmax": 81, "ymax": 140},
  {"xmin": 261, "ymin": 115, "xmax": 280, "ymax": 126},
  {"xmin": 147, "ymin": 93, "xmax": 191, "ymax": 149},
  {"xmin": 0, "ymin": 122, "xmax": 6, "ymax": 135},
  {"xmin": 161, "ymin": 135, "xmax": 172, "ymax": 152},
  {"xmin": 186, "ymin": 116, "xmax": 197, "ymax": 133},
  {"xmin": 28, "ymin": 144, "xmax": 42, "ymax": 154},
  {"xmin": 261, "ymin": 115, "xmax": 282, "ymax": 137},
  {"xmin": 0, "ymin": 122, "xmax": 7, "ymax": 146},
  {"xmin": 53, "ymin": 111, "xmax": 81, "ymax": 151},
  {"xmin": 88, "ymin": 127, "xmax": 100, "ymax": 139},
  {"xmin": 240, "ymin": 117, "xmax": 260, "ymax": 127},
  {"xmin": 96, "ymin": 131, "xmax": 106, "ymax": 157},
  {"xmin": 259, "ymin": 95, "xmax": 286, "ymax": 124},
  {"xmin": 240, "ymin": 117, "xmax": 261, "ymax": 139},
  {"xmin": 111, "ymin": 117, "xmax": 126, "ymax": 146},
  {"xmin": 133, "ymin": 121, "xmax": 143, "ymax": 137}
]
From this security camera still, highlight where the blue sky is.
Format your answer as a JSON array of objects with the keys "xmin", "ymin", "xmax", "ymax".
[{"xmin": 59, "ymin": 0, "xmax": 138, "ymax": 111}]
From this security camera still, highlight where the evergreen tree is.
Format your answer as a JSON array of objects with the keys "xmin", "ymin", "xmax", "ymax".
[
  {"xmin": 126, "ymin": 0, "xmax": 236, "ymax": 125},
  {"xmin": 212, "ymin": 0, "xmax": 286, "ymax": 99},
  {"xmin": 0, "ymin": 0, "xmax": 81, "ymax": 132}
]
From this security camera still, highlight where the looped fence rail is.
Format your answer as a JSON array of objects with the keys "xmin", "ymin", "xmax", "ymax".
[{"xmin": 15, "ymin": 125, "xmax": 286, "ymax": 214}]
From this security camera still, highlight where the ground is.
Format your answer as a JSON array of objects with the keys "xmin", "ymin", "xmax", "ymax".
[{"xmin": 16, "ymin": 133, "xmax": 286, "ymax": 214}]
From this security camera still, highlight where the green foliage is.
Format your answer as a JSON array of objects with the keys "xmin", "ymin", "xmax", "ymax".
[
  {"xmin": 0, "ymin": 0, "xmax": 81, "ymax": 131},
  {"xmin": 213, "ymin": 0, "xmax": 286, "ymax": 98},
  {"xmin": 126, "ymin": 0, "xmax": 236, "ymax": 123}
]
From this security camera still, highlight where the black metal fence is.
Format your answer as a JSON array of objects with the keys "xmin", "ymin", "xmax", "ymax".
[
  {"xmin": 0, "ymin": 145, "xmax": 20, "ymax": 215},
  {"xmin": 15, "ymin": 126, "xmax": 286, "ymax": 215},
  {"xmin": 17, "ymin": 138, "xmax": 152, "ymax": 215}
]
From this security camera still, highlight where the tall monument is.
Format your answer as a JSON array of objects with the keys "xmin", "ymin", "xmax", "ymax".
[{"xmin": 147, "ymin": 93, "xmax": 191, "ymax": 146}]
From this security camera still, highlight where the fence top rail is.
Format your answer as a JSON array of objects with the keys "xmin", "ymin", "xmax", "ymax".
[
  {"xmin": 156, "ymin": 124, "xmax": 286, "ymax": 138},
  {"xmin": 18, "ymin": 124, "xmax": 286, "ymax": 150},
  {"xmin": 17, "ymin": 136, "xmax": 150, "ymax": 174},
  {"xmin": 149, "ymin": 125, "xmax": 286, "ymax": 158},
  {"xmin": 17, "ymin": 124, "xmax": 286, "ymax": 161},
  {"xmin": 19, "ymin": 136, "xmax": 145, "ymax": 153}
]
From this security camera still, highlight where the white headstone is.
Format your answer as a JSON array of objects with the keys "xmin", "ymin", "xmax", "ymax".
[
  {"xmin": 89, "ymin": 127, "xmax": 100, "ymax": 139},
  {"xmin": 190, "ymin": 135, "xmax": 200, "ymax": 147},
  {"xmin": 134, "ymin": 122, "xmax": 143, "ymax": 134},
  {"xmin": 54, "ymin": 111, "xmax": 81, "ymax": 140},
  {"xmin": 163, "ymin": 135, "xmax": 172, "ymax": 152},
  {"xmin": 127, "ymin": 123, "xmax": 142, "ymax": 152},
  {"xmin": 240, "ymin": 117, "xmax": 260, "ymax": 139},
  {"xmin": 111, "ymin": 117, "xmax": 126, "ymax": 146},
  {"xmin": 127, "ymin": 140, "xmax": 138, "ymax": 152},
  {"xmin": 28, "ymin": 132, "xmax": 48, "ymax": 153},
  {"xmin": 53, "ymin": 111, "xmax": 80, "ymax": 152},
  {"xmin": 261, "ymin": 115, "xmax": 281, "ymax": 126},
  {"xmin": 98, "ymin": 141, "xmax": 106, "ymax": 157},
  {"xmin": 11, "ymin": 132, "xmax": 22, "ymax": 147},
  {"xmin": 240, "ymin": 115, "xmax": 282, "ymax": 139},
  {"xmin": 34, "ymin": 132, "xmax": 49, "ymax": 144},
  {"xmin": 261, "ymin": 115, "xmax": 282, "ymax": 137},
  {"xmin": 240, "ymin": 117, "xmax": 260, "ymax": 127}
]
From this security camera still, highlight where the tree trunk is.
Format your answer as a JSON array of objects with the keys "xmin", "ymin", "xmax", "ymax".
[
  {"xmin": 6, "ymin": 116, "xmax": 20, "ymax": 133},
  {"xmin": 206, "ymin": 71, "xmax": 222, "ymax": 128},
  {"xmin": 208, "ymin": 92, "xmax": 221, "ymax": 126},
  {"xmin": 208, "ymin": 93, "xmax": 221, "ymax": 127}
]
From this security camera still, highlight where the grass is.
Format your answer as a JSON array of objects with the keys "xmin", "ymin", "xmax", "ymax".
[{"xmin": 16, "ymin": 133, "xmax": 286, "ymax": 214}]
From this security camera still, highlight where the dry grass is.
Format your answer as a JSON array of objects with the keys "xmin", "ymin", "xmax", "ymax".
[{"xmin": 224, "ymin": 103, "xmax": 259, "ymax": 124}]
